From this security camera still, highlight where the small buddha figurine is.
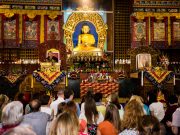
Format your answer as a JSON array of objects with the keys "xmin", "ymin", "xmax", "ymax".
[{"xmin": 73, "ymin": 23, "xmax": 102, "ymax": 55}]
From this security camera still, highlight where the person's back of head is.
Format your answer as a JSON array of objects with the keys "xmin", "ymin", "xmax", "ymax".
[
  {"xmin": 94, "ymin": 92, "xmax": 103, "ymax": 102},
  {"xmin": 2, "ymin": 101, "xmax": 23, "ymax": 126},
  {"xmin": 29, "ymin": 99, "xmax": 41, "ymax": 112},
  {"xmin": 85, "ymin": 97, "xmax": 98, "ymax": 124},
  {"xmin": 3, "ymin": 126, "xmax": 36, "ymax": 135},
  {"xmin": 140, "ymin": 115, "xmax": 160, "ymax": 135},
  {"xmin": 49, "ymin": 111, "xmax": 79, "ymax": 135},
  {"xmin": 105, "ymin": 104, "xmax": 121, "ymax": 133},
  {"xmin": 122, "ymin": 100, "xmax": 144, "ymax": 130},
  {"xmin": 66, "ymin": 101, "xmax": 77, "ymax": 114},
  {"xmin": 57, "ymin": 102, "xmax": 67, "ymax": 116},
  {"xmin": 110, "ymin": 92, "xmax": 120, "ymax": 109},
  {"xmin": 64, "ymin": 89, "xmax": 74, "ymax": 100},
  {"xmin": 168, "ymin": 95, "xmax": 178, "ymax": 105},
  {"xmin": 57, "ymin": 89, "xmax": 65, "ymax": 98},
  {"xmin": 40, "ymin": 95, "xmax": 50, "ymax": 105}
]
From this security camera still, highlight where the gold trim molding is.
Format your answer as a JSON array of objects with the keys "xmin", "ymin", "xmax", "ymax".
[
  {"xmin": 133, "ymin": 12, "xmax": 180, "ymax": 19},
  {"xmin": 63, "ymin": 12, "xmax": 108, "ymax": 51}
]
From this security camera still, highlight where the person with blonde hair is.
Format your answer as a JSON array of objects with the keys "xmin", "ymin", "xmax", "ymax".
[
  {"xmin": 129, "ymin": 95, "xmax": 150, "ymax": 115},
  {"xmin": 49, "ymin": 111, "xmax": 80, "ymax": 135},
  {"xmin": 3, "ymin": 126, "xmax": 36, "ymax": 135},
  {"xmin": 119, "ymin": 100, "xmax": 144, "ymax": 135},
  {"xmin": 0, "ymin": 101, "xmax": 23, "ymax": 134}
]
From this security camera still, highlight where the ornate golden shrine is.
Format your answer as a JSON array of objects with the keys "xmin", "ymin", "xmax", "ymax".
[{"xmin": 63, "ymin": 11, "xmax": 108, "ymax": 51}]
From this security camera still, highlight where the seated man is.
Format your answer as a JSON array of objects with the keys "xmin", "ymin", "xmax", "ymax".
[{"xmin": 46, "ymin": 51, "xmax": 58, "ymax": 63}]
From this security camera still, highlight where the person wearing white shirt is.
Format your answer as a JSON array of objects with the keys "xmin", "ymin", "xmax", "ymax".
[{"xmin": 50, "ymin": 89, "xmax": 65, "ymax": 117}]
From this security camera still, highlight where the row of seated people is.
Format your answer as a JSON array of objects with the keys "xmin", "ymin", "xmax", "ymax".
[{"xmin": 0, "ymin": 89, "xmax": 180, "ymax": 135}]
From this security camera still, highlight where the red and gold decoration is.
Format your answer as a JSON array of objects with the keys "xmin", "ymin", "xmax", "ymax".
[
  {"xmin": 143, "ymin": 67, "xmax": 174, "ymax": 89},
  {"xmin": 80, "ymin": 82, "xmax": 119, "ymax": 98}
]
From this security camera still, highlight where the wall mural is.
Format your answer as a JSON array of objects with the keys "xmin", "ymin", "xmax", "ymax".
[
  {"xmin": 134, "ymin": 22, "xmax": 146, "ymax": 41},
  {"xmin": 47, "ymin": 20, "xmax": 60, "ymax": 40},
  {"xmin": 154, "ymin": 22, "xmax": 165, "ymax": 41},
  {"xmin": 25, "ymin": 21, "xmax": 37, "ymax": 40},
  {"xmin": 4, "ymin": 20, "xmax": 16, "ymax": 39},
  {"xmin": 173, "ymin": 22, "xmax": 180, "ymax": 41}
]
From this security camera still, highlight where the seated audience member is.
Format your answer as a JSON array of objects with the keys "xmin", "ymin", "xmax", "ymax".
[
  {"xmin": 129, "ymin": 95, "xmax": 150, "ymax": 115},
  {"xmin": 0, "ymin": 101, "xmax": 23, "ymax": 134},
  {"xmin": 21, "ymin": 99, "xmax": 51, "ymax": 135},
  {"xmin": 49, "ymin": 111, "xmax": 87, "ymax": 135},
  {"xmin": 162, "ymin": 95, "xmax": 178, "ymax": 134},
  {"xmin": 140, "ymin": 115, "xmax": 160, "ymax": 135},
  {"xmin": 0, "ymin": 94, "xmax": 9, "ymax": 122},
  {"xmin": 148, "ymin": 92, "xmax": 165, "ymax": 122},
  {"xmin": 108, "ymin": 92, "xmax": 124, "ymax": 120},
  {"xmin": 66, "ymin": 101, "xmax": 77, "ymax": 114},
  {"xmin": 50, "ymin": 89, "xmax": 65, "ymax": 117},
  {"xmin": 94, "ymin": 92, "xmax": 106, "ymax": 116},
  {"xmin": 3, "ymin": 126, "xmax": 36, "ymax": 135},
  {"xmin": 120, "ymin": 100, "xmax": 144, "ymax": 135},
  {"xmin": 79, "ymin": 96, "xmax": 104, "ymax": 135},
  {"xmin": 64, "ymin": 89, "xmax": 81, "ymax": 116},
  {"xmin": 80, "ymin": 89, "xmax": 94, "ymax": 114},
  {"xmin": 40, "ymin": 95, "xmax": 54, "ymax": 119},
  {"xmin": 57, "ymin": 102, "xmax": 67, "ymax": 116},
  {"xmin": 24, "ymin": 92, "xmax": 41, "ymax": 114},
  {"xmin": 97, "ymin": 104, "xmax": 121, "ymax": 135},
  {"xmin": 166, "ymin": 95, "xmax": 180, "ymax": 135}
]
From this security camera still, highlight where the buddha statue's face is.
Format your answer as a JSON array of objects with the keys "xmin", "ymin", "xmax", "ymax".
[{"xmin": 82, "ymin": 25, "xmax": 90, "ymax": 34}]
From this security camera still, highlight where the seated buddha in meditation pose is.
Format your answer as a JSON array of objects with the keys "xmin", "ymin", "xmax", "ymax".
[{"xmin": 73, "ymin": 23, "xmax": 102, "ymax": 55}]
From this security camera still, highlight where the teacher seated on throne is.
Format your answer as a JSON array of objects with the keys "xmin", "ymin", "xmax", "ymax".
[
  {"xmin": 73, "ymin": 23, "xmax": 102, "ymax": 55},
  {"xmin": 46, "ymin": 51, "xmax": 58, "ymax": 63}
]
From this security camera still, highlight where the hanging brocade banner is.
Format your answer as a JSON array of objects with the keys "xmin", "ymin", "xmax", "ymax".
[
  {"xmin": 33, "ymin": 71, "xmax": 66, "ymax": 90},
  {"xmin": 144, "ymin": 68, "xmax": 174, "ymax": 89}
]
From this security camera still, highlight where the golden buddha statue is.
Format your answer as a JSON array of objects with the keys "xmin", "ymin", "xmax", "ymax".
[{"xmin": 73, "ymin": 24, "xmax": 102, "ymax": 55}]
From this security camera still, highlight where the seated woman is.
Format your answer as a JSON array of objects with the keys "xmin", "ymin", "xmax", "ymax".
[{"xmin": 73, "ymin": 23, "xmax": 102, "ymax": 55}]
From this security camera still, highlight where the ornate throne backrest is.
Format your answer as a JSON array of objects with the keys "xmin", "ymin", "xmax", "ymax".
[{"xmin": 46, "ymin": 48, "xmax": 60, "ymax": 62}]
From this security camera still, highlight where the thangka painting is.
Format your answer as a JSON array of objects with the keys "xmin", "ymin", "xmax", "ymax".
[
  {"xmin": 25, "ymin": 21, "xmax": 37, "ymax": 40},
  {"xmin": 173, "ymin": 22, "xmax": 180, "ymax": 41},
  {"xmin": 47, "ymin": 20, "xmax": 60, "ymax": 40},
  {"xmin": 154, "ymin": 22, "xmax": 165, "ymax": 41},
  {"xmin": 134, "ymin": 22, "xmax": 146, "ymax": 41},
  {"xmin": 4, "ymin": 20, "xmax": 16, "ymax": 39}
]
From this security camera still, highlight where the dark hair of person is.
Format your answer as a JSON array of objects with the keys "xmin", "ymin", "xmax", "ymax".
[
  {"xmin": 139, "ymin": 115, "xmax": 160, "ymax": 135},
  {"xmin": 94, "ymin": 92, "xmax": 103, "ymax": 102},
  {"xmin": 168, "ymin": 95, "xmax": 178, "ymax": 104},
  {"xmin": 85, "ymin": 89, "xmax": 94, "ymax": 100},
  {"xmin": 40, "ymin": 95, "xmax": 50, "ymax": 105},
  {"xmin": 104, "ymin": 104, "xmax": 121, "ymax": 133},
  {"xmin": 85, "ymin": 97, "xmax": 98, "ymax": 124},
  {"xmin": 147, "ymin": 91, "xmax": 157, "ymax": 105},
  {"xmin": 66, "ymin": 101, "xmax": 77, "ymax": 114},
  {"xmin": 29, "ymin": 99, "xmax": 41, "ymax": 112},
  {"xmin": 57, "ymin": 102, "xmax": 67, "ymax": 116},
  {"xmin": 110, "ymin": 92, "xmax": 121, "ymax": 109},
  {"xmin": 64, "ymin": 89, "xmax": 74, "ymax": 99}
]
